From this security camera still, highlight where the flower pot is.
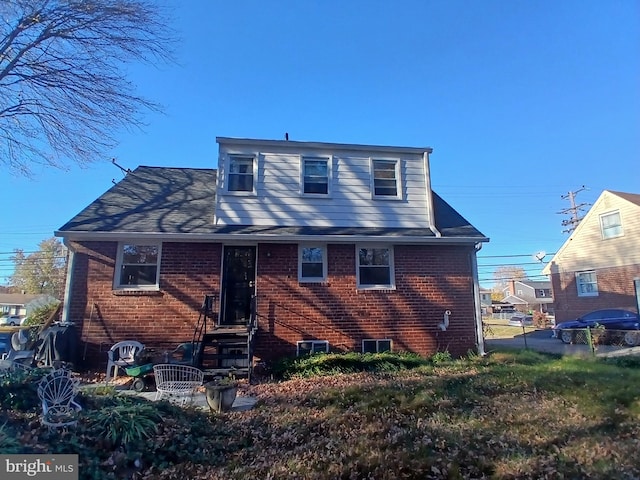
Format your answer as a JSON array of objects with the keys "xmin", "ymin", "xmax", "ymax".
[{"xmin": 204, "ymin": 382, "xmax": 238, "ymax": 413}]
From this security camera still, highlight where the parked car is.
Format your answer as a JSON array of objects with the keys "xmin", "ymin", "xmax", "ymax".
[
  {"xmin": 508, "ymin": 313, "xmax": 534, "ymax": 326},
  {"xmin": 0, "ymin": 315, "xmax": 25, "ymax": 327},
  {"xmin": 552, "ymin": 309, "xmax": 640, "ymax": 346}
]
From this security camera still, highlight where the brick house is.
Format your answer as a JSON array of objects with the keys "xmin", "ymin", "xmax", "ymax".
[
  {"xmin": 55, "ymin": 138, "xmax": 488, "ymax": 371},
  {"xmin": 543, "ymin": 190, "xmax": 640, "ymax": 323}
]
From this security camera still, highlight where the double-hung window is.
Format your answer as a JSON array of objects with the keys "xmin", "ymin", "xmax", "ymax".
[
  {"xmin": 299, "ymin": 245, "xmax": 327, "ymax": 282},
  {"xmin": 576, "ymin": 270, "xmax": 598, "ymax": 297},
  {"xmin": 227, "ymin": 155, "xmax": 255, "ymax": 193},
  {"xmin": 301, "ymin": 156, "xmax": 330, "ymax": 195},
  {"xmin": 600, "ymin": 211, "xmax": 623, "ymax": 239},
  {"xmin": 115, "ymin": 243, "xmax": 161, "ymax": 289},
  {"xmin": 371, "ymin": 159, "xmax": 401, "ymax": 199},
  {"xmin": 357, "ymin": 246, "xmax": 395, "ymax": 289}
]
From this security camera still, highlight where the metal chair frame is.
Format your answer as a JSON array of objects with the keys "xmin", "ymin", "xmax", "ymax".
[
  {"xmin": 37, "ymin": 368, "xmax": 82, "ymax": 429},
  {"xmin": 153, "ymin": 363, "xmax": 204, "ymax": 405}
]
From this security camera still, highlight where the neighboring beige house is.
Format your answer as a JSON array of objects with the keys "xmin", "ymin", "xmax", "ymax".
[
  {"xmin": 0, "ymin": 293, "xmax": 58, "ymax": 317},
  {"xmin": 543, "ymin": 190, "xmax": 640, "ymax": 323}
]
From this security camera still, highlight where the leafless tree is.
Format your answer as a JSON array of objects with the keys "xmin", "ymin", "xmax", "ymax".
[{"xmin": 0, "ymin": 0, "xmax": 175, "ymax": 175}]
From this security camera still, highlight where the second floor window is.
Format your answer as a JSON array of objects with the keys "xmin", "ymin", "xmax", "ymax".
[
  {"xmin": 227, "ymin": 156, "xmax": 254, "ymax": 192},
  {"xmin": 600, "ymin": 211, "xmax": 623, "ymax": 239},
  {"xmin": 302, "ymin": 157, "xmax": 330, "ymax": 195},
  {"xmin": 371, "ymin": 159, "xmax": 401, "ymax": 199}
]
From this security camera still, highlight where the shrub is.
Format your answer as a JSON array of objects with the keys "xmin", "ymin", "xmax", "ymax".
[
  {"xmin": 0, "ymin": 368, "xmax": 50, "ymax": 411},
  {"xmin": 83, "ymin": 402, "xmax": 162, "ymax": 447},
  {"xmin": 272, "ymin": 351, "xmax": 428, "ymax": 379},
  {"xmin": 0, "ymin": 422, "xmax": 22, "ymax": 453}
]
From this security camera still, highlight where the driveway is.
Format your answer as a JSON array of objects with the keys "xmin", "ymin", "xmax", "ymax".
[{"xmin": 484, "ymin": 328, "xmax": 640, "ymax": 358}]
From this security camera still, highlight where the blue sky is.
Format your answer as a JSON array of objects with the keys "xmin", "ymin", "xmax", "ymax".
[{"xmin": 2, "ymin": 0, "xmax": 639, "ymax": 287}]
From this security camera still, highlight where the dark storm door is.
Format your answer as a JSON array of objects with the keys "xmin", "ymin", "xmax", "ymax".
[{"xmin": 220, "ymin": 246, "xmax": 256, "ymax": 326}]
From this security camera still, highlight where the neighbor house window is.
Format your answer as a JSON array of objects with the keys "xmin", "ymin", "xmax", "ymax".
[
  {"xmin": 297, "ymin": 340, "xmax": 329, "ymax": 356},
  {"xmin": 301, "ymin": 156, "xmax": 330, "ymax": 195},
  {"xmin": 356, "ymin": 246, "xmax": 395, "ymax": 289},
  {"xmin": 115, "ymin": 243, "xmax": 161, "ymax": 289},
  {"xmin": 298, "ymin": 245, "xmax": 327, "ymax": 282},
  {"xmin": 362, "ymin": 339, "xmax": 392, "ymax": 353},
  {"xmin": 227, "ymin": 155, "xmax": 255, "ymax": 193},
  {"xmin": 576, "ymin": 271, "xmax": 598, "ymax": 297},
  {"xmin": 600, "ymin": 211, "xmax": 623, "ymax": 239},
  {"xmin": 371, "ymin": 159, "xmax": 401, "ymax": 199}
]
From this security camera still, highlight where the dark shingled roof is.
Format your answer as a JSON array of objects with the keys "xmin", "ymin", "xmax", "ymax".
[{"xmin": 57, "ymin": 166, "xmax": 486, "ymax": 241}]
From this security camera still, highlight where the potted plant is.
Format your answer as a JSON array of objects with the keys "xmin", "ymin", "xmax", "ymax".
[{"xmin": 204, "ymin": 373, "xmax": 238, "ymax": 413}]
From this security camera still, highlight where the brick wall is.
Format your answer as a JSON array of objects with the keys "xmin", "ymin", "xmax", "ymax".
[
  {"xmin": 68, "ymin": 240, "xmax": 479, "ymax": 368},
  {"xmin": 551, "ymin": 264, "xmax": 640, "ymax": 322},
  {"xmin": 254, "ymin": 243, "xmax": 478, "ymax": 360}
]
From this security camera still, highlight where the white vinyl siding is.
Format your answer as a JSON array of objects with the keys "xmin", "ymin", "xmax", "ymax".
[
  {"xmin": 216, "ymin": 147, "xmax": 429, "ymax": 228},
  {"xmin": 576, "ymin": 271, "xmax": 598, "ymax": 297},
  {"xmin": 114, "ymin": 242, "xmax": 161, "ymax": 290},
  {"xmin": 600, "ymin": 211, "xmax": 623, "ymax": 239}
]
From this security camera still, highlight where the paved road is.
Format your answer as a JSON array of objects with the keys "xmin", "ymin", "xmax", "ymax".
[{"xmin": 485, "ymin": 329, "xmax": 640, "ymax": 358}]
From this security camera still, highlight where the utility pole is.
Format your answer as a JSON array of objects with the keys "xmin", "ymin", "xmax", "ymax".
[{"xmin": 558, "ymin": 186, "xmax": 590, "ymax": 233}]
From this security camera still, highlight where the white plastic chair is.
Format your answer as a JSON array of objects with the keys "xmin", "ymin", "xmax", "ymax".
[
  {"xmin": 105, "ymin": 340, "xmax": 144, "ymax": 382},
  {"xmin": 37, "ymin": 368, "xmax": 82, "ymax": 429},
  {"xmin": 153, "ymin": 363, "xmax": 204, "ymax": 405}
]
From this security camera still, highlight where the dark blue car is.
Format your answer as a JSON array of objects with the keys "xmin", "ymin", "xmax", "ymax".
[{"xmin": 552, "ymin": 309, "xmax": 640, "ymax": 346}]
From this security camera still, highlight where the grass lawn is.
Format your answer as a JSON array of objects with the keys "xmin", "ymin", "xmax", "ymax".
[{"xmin": 1, "ymin": 349, "xmax": 639, "ymax": 479}]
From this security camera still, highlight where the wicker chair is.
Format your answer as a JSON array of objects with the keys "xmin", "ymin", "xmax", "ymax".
[
  {"xmin": 37, "ymin": 368, "xmax": 82, "ymax": 429},
  {"xmin": 153, "ymin": 363, "xmax": 204, "ymax": 405}
]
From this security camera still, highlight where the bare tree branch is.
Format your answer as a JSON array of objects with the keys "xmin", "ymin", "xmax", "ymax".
[{"xmin": 0, "ymin": 0, "xmax": 175, "ymax": 175}]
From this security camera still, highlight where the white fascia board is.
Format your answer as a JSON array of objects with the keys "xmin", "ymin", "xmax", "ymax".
[
  {"xmin": 55, "ymin": 230, "xmax": 488, "ymax": 245},
  {"xmin": 216, "ymin": 137, "xmax": 433, "ymax": 156}
]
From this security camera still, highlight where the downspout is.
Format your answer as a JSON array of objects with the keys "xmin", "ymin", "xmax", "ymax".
[
  {"xmin": 423, "ymin": 150, "xmax": 441, "ymax": 237},
  {"xmin": 471, "ymin": 242, "xmax": 486, "ymax": 355},
  {"xmin": 61, "ymin": 238, "xmax": 76, "ymax": 324}
]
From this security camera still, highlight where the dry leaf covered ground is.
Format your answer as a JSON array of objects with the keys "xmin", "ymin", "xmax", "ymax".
[{"xmin": 2, "ymin": 350, "xmax": 639, "ymax": 479}]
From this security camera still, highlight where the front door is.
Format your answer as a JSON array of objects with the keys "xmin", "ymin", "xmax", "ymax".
[{"xmin": 220, "ymin": 246, "xmax": 256, "ymax": 326}]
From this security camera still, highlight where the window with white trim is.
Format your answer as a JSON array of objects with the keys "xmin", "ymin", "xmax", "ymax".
[
  {"xmin": 297, "ymin": 340, "xmax": 329, "ymax": 356},
  {"xmin": 301, "ymin": 156, "xmax": 330, "ymax": 195},
  {"xmin": 371, "ymin": 159, "xmax": 401, "ymax": 199},
  {"xmin": 298, "ymin": 245, "xmax": 327, "ymax": 282},
  {"xmin": 227, "ymin": 155, "xmax": 255, "ymax": 193},
  {"xmin": 357, "ymin": 246, "xmax": 395, "ymax": 289},
  {"xmin": 115, "ymin": 243, "xmax": 161, "ymax": 289},
  {"xmin": 576, "ymin": 271, "xmax": 598, "ymax": 297},
  {"xmin": 600, "ymin": 211, "xmax": 623, "ymax": 239},
  {"xmin": 362, "ymin": 339, "xmax": 392, "ymax": 353}
]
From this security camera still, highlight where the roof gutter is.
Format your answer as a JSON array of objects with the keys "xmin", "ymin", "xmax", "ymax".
[
  {"xmin": 472, "ymin": 242, "xmax": 486, "ymax": 356},
  {"xmin": 423, "ymin": 150, "xmax": 441, "ymax": 238},
  {"xmin": 55, "ymin": 231, "xmax": 488, "ymax": 245}
]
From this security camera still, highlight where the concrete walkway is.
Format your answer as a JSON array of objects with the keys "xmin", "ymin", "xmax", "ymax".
[{"xmin": 114, "ymin": 385, "xmax": 258, "ymax": 412}]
